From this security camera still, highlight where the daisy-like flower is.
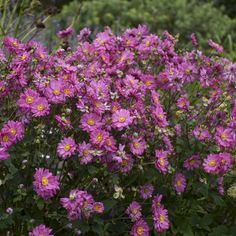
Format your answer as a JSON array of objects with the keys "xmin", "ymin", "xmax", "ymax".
[
  {"xmin": 153, "ymin": 206, "xmax": 170, "ymax": 233},
  {"xmin": 93, "ymin": 202, "xmax": 104, "ymax": 214},
  {"xmin": 57, "ymin": 137, "xmax": 76, "ymax": 159},
  {"xmin": 176, "ymin": 96, "xmax": 189, "ymax": 110},
  {"xmin": 46, "ymin": 80, "xmax": 65, "ymax": 104},
  {"xmin": 203, "ymin": 154, "xmax": 219, "ymax": 174},
  {"xmin": 119, "ymin": 155, "xmax": 134, "ymax": 173},
  {"xmin": 130, "ymin": 219, "xmax": 149, "ymax": 236},
  {"xmin": 79, "ymin": 113, "xmax": 103, "ymax": 132},
  {"xmin": 33, "ymin": 168, "xmax": 60, "ymax": 200},
  {"xmin": 77, "ymin": 141, "xmax": 93, "ymax": 164},
  {"xmin": 129, "ymin": 137, "xmax": 146, "ymax": 155},
  {"xmin": 0, "ymin": 147, "xmax": 9, "ymax": 161},
  {"xmin": 54, "ymin": 115, "xmax": 72, "ymax": 130},
  {"xmin": 215, "ymin": 126, "xmax": 235, "ymax": 148},
  {"xmin": 0, "ymin": 130, "xmax": 15, "ymax": 148},
  {"xmin": 183, "ymin": 154, "xmax": 201, "ymax": 171},
  {"xmin": 155, "ymin": 150, "xmax": 169, "ymax": 174},
  {"xmin": 173, "ymin": 172, "xmax": 186, "ymax": 194},
  {"xmin": 17, "ymin": 89, "xmax": 40, "ymax": 110},
  {"xmin": 90, "ymin": 129, "xmax": 109, "ymax": 147},
  {"xmin": 193, "ymin": 126, "xmax": 211, "ymax": 141},
  {"xmin": 31, "ymin": 97, "xmax": 50, "ymax": 117},
  {"xmin": 151, "ymin": 105, "xmax": 168, "ymax": 128},
  {"xmin": 2, "ymin": 120, "xmax": 24, "ymax": 142},
  {"xmin": 151, "ymin": 194, "xmax": 163, "ymax": 212},
  {"xmin": 139, "ymin": 184, "xmax": 154, "ymax": 200},
  {"xmin": 28, "ymin": 224, "xmax": 53, "ymax": 236},
  {"xmin": 126, "ymin": 201, "xmax": 142, "ymax": 221},
  {"xmin": 112, "ymin": 109, "xmax": 133, "ymax": 130},
  {"xmin": 218, "ymin": 152, "xmax": 234, "ymax": 174}
]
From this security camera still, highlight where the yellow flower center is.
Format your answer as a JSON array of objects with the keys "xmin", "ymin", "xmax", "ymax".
[
  {"xmin": 118, "ymin": 116, "xmax": 126, "ymax": 123},
  {"xmin": 94, "ymin": 101, "xmax": 101, "ymax": 108},
  {"xmin": 53, "ymin": 89, "xmax": 60, "ymax": 96},
  {"xmin": 63, "ymin": 74, "xmax": 69, "ymax": 80},
  {"xmin": 12, "ymin": 41, "xmax": 18, "ymax": 47},
  {"xmin": 189, "ymin": 159, "xmax": 195, "ymax": 165},
  {"xmin": 132, "ymin": 208, "xmax": 138, "ymax": 214},
  {"xmin": 64, "ymin": 144, "xmax": 71, "ymax": 152},
  {"xmin": 133, "ymin": 142, "xmax": 140, "ymax": 149},
  {"xmin": 221, "ymin": 159, "xmax": 225, "ymax": 165},
  {"xmin": 185, "ymin": 68, "xmax": 191, "ymax": 75},
  {"xmin": 121, "ymin": 159, "xmax": 128, "ymax": 167},
  {"xmin": 221, "ymin": 133, "xmax": 227, "ymax": 141},
  {"xmin": 41, "ymin": 177, "xmax": 48, "ymax": 186},
  {"xmin": 159, "ymin": 214, "xmax": 165, "ymax": 223},
  {"xmin": 145, "ymin": 41, "xmax": 150, "ymax": 47},
  {"xmin": 176, "ymin": 180, "xmax": 182, "ymax": 186},
  {"xmin": 106, "ymin": 139, "xmax": 112, "ymax": 146},
  {"xmin": 64, "ymin": 88, "xmax": 71, "ymax": 95},
  {"xmin": 136, "ymin": 226, "xmax": 144, "ymax": 235},
  {"xmin": 21, "ymin": 55, "xmax": 27, "ymax": 61},
  {"xmin": 39, "ymin": 53, "xmax": 45, "ymax": 59},
  {"xmin": 10, "ymin": 128, "xmax": 17, "ymax": 135},
  {"xmin": 83, "ymin": 150, "xmax": 89, "ymax": 156},
  {"xmin": 209, "ymin": 160, "xmax": 216, "ymax": 167},
  {"xmin": 94, "ymin": 204, "xmax": 102, "ymax": 212},
  {"xmin": 37, "ymin": 104, "xmax": 45, "ymax": 111},
  {"xmin": 0, "ymin": 86, "xmax": 6, "ymax": 92},
  {"xmin": 96, "ymin": 134, "xmax": 103, "ymax": 142},
  {"xmin": 179, "ymin": 100, "xmax": 185, "ymax": 108},
  {"xmin": 112, "ymin": 105, "xmax": 117, "ymax": 113},
  {"xmin": 39, "ymin": 234, "xmax": 45, "ymax": 236},
  {"xmin": 26, "ymin": 96, "xmax": 34, "ymax": 104},
  {"xmin": 156, "ymin": 201, "xmax": 161, "ymax": 207},
  {"xmin": 159, "ymin": 157, "xmax": 165, "ymax": 166},
  {"xmin": 87, "ymin": 119, "xmax": 95, "ymax": 126},
  {"xmin": 3, "ymin": 135, "xmax": 9, "ymax": 142},
  {"xmin": 145, "ymin": 80, "xmax": 152, "ymax": 86}
]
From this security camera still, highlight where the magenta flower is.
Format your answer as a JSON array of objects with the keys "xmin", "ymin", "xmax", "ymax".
[
  {"xmin": 129, "ymin": 137, "xmax": 146, "ymax": 155},
  {"xmin": 155, "ymin": 150, "xmax": 169, "ymax": 174},
  {"xmin": 203, "ymin": 154, "xmax": 219, "ymax": 174},
  {"xmin": 139, "ymin": 184, "xmax": 154, "ymax": 200},
  {"xmin": 183, "ymin": 154, "xmax": 201, "ymax": 170},
  {"xmin": 176, "ymin": 97, "xmax": 189, "ymax": 110},
  {"xmin": 151, "ymin": 194, "xmax": 163, "ymax": 212},
  {"xmin": 193, "ymin": 127, "xmax": 212, "ymax": 141},
  {"xmin": 90, "ymin": 129, "xmax": 109, "ymax": 147},
  {"xmin": 0, "ymin": 147, "xmax": 9, "ymax": 161},
  {"xmin": 31, "ymin": 97, "xmax": 50, "ymax": 117},
  {"xmin": 218, "ymin": 152, "xmax": 234, "ymax": 174},
  {"xmin": 126, "ymin": 201, "xmax": 142, "ymax": 221},
  {"xmin": 208, "ymin": 39, "xmax": 223, "ymax": 53},
  {"xmin": 45, "ymin": 80, "xmax": 65, "ymax": 104},
  {"xmin": 28, "ymin": 224, "xmax": 53, "ymax": 236},
  {"xmin": 0, "ymin": 130, "xmax": 14, "ymax": 148},
  {"xmin": 153, "ymin": 206, "xmax": 170, "ymax": 233},
  {"xmin": 17, "ymin": 89, "xmax": 40, "ymax": 110},
  {"xmin": 2, "ymin": 120, "xmax": 24, "ymax": 142},
  {"xmin": 33, "ymin": 168, "xmax": 60, "ymax": 200},
  {"xmin": 77, "ymin": 141, "xmax": 93, "ymax": 164},
  {"xmin": 112, "ymin": 109, "xmax": 133, "ymax": 130},
  {"xmin": 151, "ymin": 105, "xmax": 168, "ymax": 128},
  {"xmin": 54, "ymin": 115, "xmax": 72, "ymax": 130},
  {"xmin": 215, "ymin": 126, "xmax": 235, "ymax": 148},
  {"xmin": 173, "ymin": 172, "xmax": 186, "ymax": 194},
  {"xmin": 217, "ymin": 176, "xmax": 224, "ymax": 196},
  {"xmin": 130, "ymin": 219, "xmax": 149, "ymax": 236},
  {"xmin": 57, "ymin": 137, "xmax": 76, "ymax": 159},
  {"xmin": 93, "ymin": 202, "xmax": 104, "ymax": 214},
  {"xmin": 79, "ymin": 113, "xmax": 103, "ymax": 132},
  {"xmin": 57, "ymin": 26, "xmax": 74, "ymax": 38}
]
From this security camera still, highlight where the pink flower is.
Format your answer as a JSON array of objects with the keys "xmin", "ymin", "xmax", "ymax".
[
  {"xmin": 112, "ymin": 109, "xmax": 133, "ymax": 130},
  {"xmin": 0, "ymin": 147, "xmax": 9, "ymax": 161},
  {"xmin": 31, "ymin": 97, "xmax": 50, "ymax": 117},
  {"xmin": 57, "ymin": 26, "xmax": 74, "ymax": 38},
  {"xmin": 126, "ymin": 201, "xmax": 142, "ymax": 221},
  {"xmin": 151, "ymin": 105, "xmax": 168, "ymax": 128},
  {"xmin": 218, "ymin": 152, "xmax": 234, "ymax": 174},
  {"xmin": 129, "ymin": 137, "xmax": 146, "ymax": 155},
  {"xmin": 151, "ymin": 194, "xmax": 163, "ymax": 212},
  {"xmin": 208, "ymin": 39, "xmax": 223, "ymax": 53},
  {"xmin": 139, "ymin": 184, "xmax": 154, "ymax": 199},
  {"xmin": 57, "ymin": 137, "xmax": 76, "ymax": 159},
  {"xmin": 130, "ymin": 219, "xmax": 149, "ymax": 236},
  {"xmin": 176, "ymin": 96, "xmax": 189, "ymax": 110},
  {"xmin": 79, "ymin": 113, "xmax": 103, "ymax": 132},
  {"xmin": 33, "ymin": 168, "xmax": 60, "ymax": 200},
  {"xmin": 173, "ymin": 172, "xmax": 186, "ymax": 194},
  {"xmin": 17, "ymin": 89, "xmax": 40, "ymax": 110},
  {"xmin": 203, "ymin": 154, "xmax": 219, "ymax": 174},
  {"xmin": 215, "ymin": 126, "xmax": 235, "ymax": 148},
  {"xmin": 1, "ymin": 120, "xmax": 24, "ymax": 142},
  {"xmin": 90, "ymin": 129, "xmax": 109, "ymax": 147},
  {"xmin": 54, "ymin": 115, "xmax": 72, "ymax": 130},
  {"xmin": 77, "ymin": 141, "xmax": 93, "ymax": 164},
  {"xmin": 153, "ymin": 206, "xmax": 169, "ymax": 233},
  {"xmin": 155, "ymin": 150, "xmax": 169, "ymax": 174},
  {"xmin": 193, "ymin": 127, "xmax": 211, "ymax": 141},
  {"xmin": 93, "ymin": 202, "xmax": 104, "ymax": 214},
  {"xmin": 28, "ymin": 224, "xmax": 53, "ymax": 236},
  {"xmin": 183, "ymin": 154, "xmax": 201, "ymax": 170},
  {"xmin": 45, "ymin": 80, "xmax": 65, "ymax": 104},
  {"xmin": 217, "ymin": 176, "xmax": 224, "ymax": 196}
]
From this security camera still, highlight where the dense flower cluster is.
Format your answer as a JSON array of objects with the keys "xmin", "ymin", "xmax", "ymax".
[{"xmin": 0, "ymin": 25, "xmax": 235, "ymax": 234}]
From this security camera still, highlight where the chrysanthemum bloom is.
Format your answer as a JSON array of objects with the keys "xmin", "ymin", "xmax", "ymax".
[
  {"xmin": 33, "ymin": 168, "xmax": 60, "ymax": 200},
  {"xmin": 57, "ymin": 137, "xmax": 76, "ymax": 159},
  {"xmin": 112, "ymin": 109, "xmax": 133, "ymax": 130},
  {"xmin": 0, "ymin": 147, "xmax": 9, "ymax": 161},
  {"xmin": 104, "ymin": 136, "xmax": 117, "ymax": 152},
  {"xmin": 77, "ymin": 141, "xmax": 93, "ymax": 164},
  {"xmin": 2, "ymin": 120, "xmax": 24, "ymax": 142},
  {"xmin": 176, "ymin": 97, "xmax": 189, "ymax": 110},
  {"xmin": 90, "ymin": 129, "xmax": 109, "ymax": 147},
  {"xmin": 139, "ymin": 184, "xmax": 154, "ymax": 199},
  {"xmin": 193, "ymin": 127, "xmax": 211, "ymax": 141},
  {"xmin": 129, "ymin": 137, "xmax": 146, "ymax": 155},
  {"xmin": 218, "ymin": 152, "xmax": 234, "ymax": 174},
  {"xmin": 151, "ymin": 194, "xmax": 163, "ymax": 212},
  {"xmin": 215, "ymin": 127, "xmax": 235, "ymax": 148},
  {"xmin": 79, "ymin": 113, "xmax": 103, "ymax": 132},
  {"xmin": 17, "ymin": 89, "xmax": 40, "ymax": 110},
  {"xmin": 126, "ymin": 201, "xmax": 142, "ymax": 222},
  {"xmin": 93, "ymin": 202, "xmax": 104, "ymax": 214},
  {"xmin": 183, "ymin": 154, "xmax": 201, "ymax": 171},
  {"xmin": 130, "ymin": 219, "xmax": 149, "ymax": 236},
  {"xmin": 31, "ymin": 97, "xmax": 50, "ymax": 117},
  {"xmin": 153, "ymin": 206, "xmax": 170, "ymax": 233},
  {"xmin": 28, "ymin": 224, "xmax": 53, "ymax": 236},
  {"xmin": 155, "ymin": 150, "xmax": 169, "ymax": 174},
  {"xmin": 173, "ymin": 173, "xmax": 186, "ymax": 194},
  {"xmin": 203, "ymin": 154, "xmax": 220, "ymax": 174}
]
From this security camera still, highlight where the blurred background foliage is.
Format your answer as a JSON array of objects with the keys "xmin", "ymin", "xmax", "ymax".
[{"xmin": 0, "ymin": 0, "xmax": 236, "ymax": 59}]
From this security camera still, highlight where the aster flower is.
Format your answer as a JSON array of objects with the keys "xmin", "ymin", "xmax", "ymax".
[
  {"xmin": 77, "ymin": 27, "xmax": 91, "ymax": 42},
  {"xmin": 173, "ymin": 172, "xmax": 186, "ymax": 194},
  {"xmin": 119, "ymin": 155, "xmax": 134, "ymax": 173},
  {"xmin": 203, "ymin": 154, "xmax": 220, "ymax": 174},
  {"xmin": 17, "ymin": 89, "xmax": 40, "ymax": 110},
  {"xmin": 153, "ymin": 206, "xmax": 170, "ymax": 233},
  {"xmin": 28, "ymin": 224, "xmax": 53, "ymax": 236},
  {"xmin": 126, "ymin": 201, "xmax": 142, "ymax": 221},
  {"xmin": 218, "ymin": 152, "xmax": 234, "ymax": 174},
  {"xmin": 57, "ymin": 26, "xmax": 74, "ymax": 38},
  {"xmin": 90, "ymin": 129, "xmax": 109, "ymax": 147},
  {"xmin": 33, "ymin": 168, "xmax": 60, "ymax": 200},
  {"xmin": 151, "ymin": 105, "xmax": 168, "ymax": 128},
  {"xmin": 151, "ymin": 194, "xmax": 163, "ymax": 212},
  {"xmin": 93, "ymin": 202, "xmax": 104, "ymax": 214},
  {"xmin": 79, "ymin": 113, "xmax": 103, "ymax": 132},
  {"xmin": 215, "ymin": 126, "xmax": 235, "ymax": 148},
  {"xmin": 112, "ymin": 109, "xmax": 133, "ymax": 130},
  {"xmin": 45, "ymin": 80, "xmax": 65, "ymax": 104},
  {"xmin": 31, "ymin": 97, "xmax": 50, "ymax": 117},
  {"xmin": 129, "ymin": 137, "xmax": 146, "ymax": 155},
  {"xmin": 0, "ymin": 147, "xmax": 9, "ymax": 161},
  {"xmin": 193, "ymin": 127, "xmax": 211, "ymax": 141},
  {"xmin": 190, "ymin": 33, "xmax": 198, "ymax": 47},
  {"xmin": 183, "ymin": 154, "xmax": 201, "ymax": 171},
  {"xmin": 139, "ymin": 184, "xmax": 154, "ymax": 200},
  {"xmin": 2, "ymin": 120, "xmax": 24, "ymax": 142},
  {"xmin": 57, "ymin": 137, "xmax": 76, "ymax": 159},
  {"xmin": 130, "ymin": 219, "xmax": 149, "ymax": 236},
  {"xmin": 176, "ymin": 96, "xmax": 189, "ymax": 110},
  {"xmin": 54, "ymin": 115, "xmax": 72, "ymax": 130},
  {"xmin": 155, "ymin": 150, "xmax": 169, "ymax": 174},
  {"xmin": 77, "ymin": 141, "xmax": 93, "ymax": 164}
]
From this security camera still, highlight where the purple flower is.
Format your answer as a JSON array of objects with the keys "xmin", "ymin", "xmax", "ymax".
[
  {"xmin": 215, "ymin": 126, "xmax": 235, "ymax": 148},
  {"xmin": 2, "ymin": 120, "xmax": 24, "ymax": 142},
  {"xmin": 77, "ymin": 141, "xmax": 93, "ymax": 164},
  {"xmin": 217, "ymin": 176, "xmax": 224, "ymax": 195},
  {"xmin": 33, "ymin": 168, "xmax": 60, "ymax": 200},
  {"xmin": 28, "ymin": 224, "xmax": 53, "ymax": 236},
  {"xmin": 112, "ymin": 109, "xmax": 133, "ymax": 130},
  {"xmin": 153, "ymin": 206, "xmax": 170, "ymax": 233},
  {"xmin": 130, "ymin": 218, "xmax": 149, "ymax": 236},
  {"xmin": 139, "ymin": 184, "xmax": 154, "ymax": 200},
  {"xmin": 208, "ymin": 39, "xmax": 223, "ymax": 53},
  {"xmin": 93, "ymin": 202, "xmax": 104, "ymax": 214},
  {"xmin": 155, "ymin": 150, "xmax": 169, "ymax": 174},
  {"xmin": 57, "ymin": 26, "xmax": 74, "ymax": 38},
  {"xmin": 90, "ymin": 129, "xmax": 109, "ymax": 147},
  {"xmin": 203, "ymin": 154, "xmax": 219, "ymax": 174},
  {"xmin": 126, "ymin": 201, "xmax": 142, "ymax": 221},
  {"xmin": 151, "ymin": 194, "xmax": 163, "ymax": 212},
  {"xmin": 183, "ymin": 154, "xmax": 201, "ymax": 170},
  {"xmin": 31, "ymin": 97, "xmax": 50, "ymax": 117},
  {"xmin": 79, "ymin": 113, "xmax": 103, "ymax": 132},
  {"xmin": 129, "ymin": 137, "xmax": 146, "ymax": 155},
  {"xmin": 17, "ymin": 89, "xmax": 40, "ymax": 110},
  {"xmin": 173, "ymin": 172, "xmax": 186, "ymax": 194},
  {"xmin": 57, "ymin": 137, "xmax": 76, "ymax": 159}
]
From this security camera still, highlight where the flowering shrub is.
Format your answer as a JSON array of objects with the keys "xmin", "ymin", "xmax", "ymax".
[{"xmin": 0, "ymin": 26, "xmax": 236, "ymax": 235}]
